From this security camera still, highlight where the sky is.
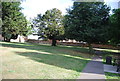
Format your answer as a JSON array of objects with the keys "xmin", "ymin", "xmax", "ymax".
[
  {"xmin": 20, "ymin": 0, "xmax": 73, "ymax": 20},
  {"xmin": 21, "ymin": 0, "xmax": 120, "ymax": 20}
]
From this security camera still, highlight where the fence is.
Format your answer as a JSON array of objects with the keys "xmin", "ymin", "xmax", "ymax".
[{"xmin": 27, "ymin": 39, "xmax": 120, "ymax": 50}]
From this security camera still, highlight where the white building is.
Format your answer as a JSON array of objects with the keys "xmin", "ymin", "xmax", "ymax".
[
  {"xmin": 27, "ymin": 26, "xmax": 40, "ymax": 40},
  {"xmin": 10, "ymin": 35, "xmax": 26, "ymax": 43},
  {"xmin": 27, "ymin": 34, "xmax": 40, "ymax": 40}
]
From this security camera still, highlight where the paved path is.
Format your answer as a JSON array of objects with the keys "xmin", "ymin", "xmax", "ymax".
[
  {"xmin": 77, "ymin": 56, "xmax": 105, "ymax": 80},
  {"xmin": 104, "ymin": 64, "xmax": 120, "ymax": 74}
]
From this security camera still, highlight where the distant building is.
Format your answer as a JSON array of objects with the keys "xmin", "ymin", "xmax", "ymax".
[
  {"xmin": 27, "ymin": 27, "xmax": 40, "ymax": 40},
  {"xmin": 10, "ymin": 35, "xmax": 26, "ymax": 43},
  {"xmin": 27, "ymin": 34, "xmax": 40, "ymax": 40},
  {"xmin": 0, "ymin": 34, "xmax": 26, "ymax": 43}
]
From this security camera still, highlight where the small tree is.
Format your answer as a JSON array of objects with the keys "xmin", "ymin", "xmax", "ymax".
[
  {"xmin": 64, "ymin": 2, "xmax": 110, "ymax": 53},
  {"xmin": 33, "ymin": 8, "xmax": 64, "ymax": 46}
]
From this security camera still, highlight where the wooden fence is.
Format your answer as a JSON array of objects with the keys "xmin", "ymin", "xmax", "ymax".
[{"xmin": 27, "ymin": 39, "xmax": 120, "ymax": 50}]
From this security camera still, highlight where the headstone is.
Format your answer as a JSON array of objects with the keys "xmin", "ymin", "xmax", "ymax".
[{"xmin": 106, "ymin": 56, "xmax": 112, "ymax": 64}]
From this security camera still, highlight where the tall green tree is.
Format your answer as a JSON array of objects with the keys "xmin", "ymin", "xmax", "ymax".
[
  {"xmin": 0, "ymin": 2, "xmax": 2, "ymax": 34},
  {"xmin": 109, "ymin": 9, "xmax": 120, "ymax": 45},
  {"xmin": 64, "ymin": 2, "xmax": 110, "ymax": 53},
  {"xmin": 33, "ymin": 8, "xmax": 64, "ymax": 46},
  {"xmin": 2, "ymin": 2, "xmax": 31, "ymax": 42}
]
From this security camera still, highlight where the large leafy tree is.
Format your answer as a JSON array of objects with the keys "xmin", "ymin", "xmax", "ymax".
[
  {"xmin": 2, "ymin": 2, "xmax": 31, "ymax": 42},
  {"xmin": 33, "ymin": 8, "xmax": 64, "ymax": 46},
  {"xmin": 0, "ymin": 3, "xmax": 2, "ymax": 34},
  {"xmin": 64, "ymin": 2, "xmax": 110, "ymax": 53},
  {"xmin": 109, "ymin": 9, "xmax": 120, "ymax": 45}
]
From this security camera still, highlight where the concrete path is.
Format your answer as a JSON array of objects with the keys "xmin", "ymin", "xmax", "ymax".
[
  {"xmin": 104, "ymin": 64, "xmax": 120, "ymax": 74},
  {"xmin": 77, "ymin": 56, "xmax": 105, "ymax": 80}
]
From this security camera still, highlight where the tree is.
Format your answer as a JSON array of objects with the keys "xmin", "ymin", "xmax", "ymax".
[
  {"xmin": 109, "ymin": 9, "xmax": 120, "ymax": 45},
  {"xmin": 2, "ymin": 2, "xmax": 31, "ymax": 42},
  {"xmin": 33, "ymin": 8, "xmax": 64, "ymax": 46},
  {"xmin": 0, "ymin": 3, "xmax": 2, "ymax": 34},
  {"xmin": 64, "ymin": 2, "xmax": 110, "ymax": 53}
]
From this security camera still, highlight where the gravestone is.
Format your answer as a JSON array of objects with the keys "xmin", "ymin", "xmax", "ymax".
[{"xmin": 106, "ymin": 56, "xmax": 112, "ymax": 64}]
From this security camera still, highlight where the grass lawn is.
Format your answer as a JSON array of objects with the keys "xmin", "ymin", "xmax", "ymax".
[
  {"xmin": 94, "ymin": 48, "xmax": 120, "ymax": 53},
  {"xmin": 105, "ymin": 72, "xmax": 120, "ymax": 79},
  {"xmin": 0, "ymin": 42, "xmax": 92, "ymax": 79},
  {"xmin": 94, "ymin": 47, "xmax": 120, "ymax": 64}
]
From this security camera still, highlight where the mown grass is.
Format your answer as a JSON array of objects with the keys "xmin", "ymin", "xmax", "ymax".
[
  {"xmin": 0, "ymin": 42, "xmax": 93, "ymax": 79},
  {"xmin": 94, "ymin": 48, "xmax": 120, "ymax": 53},
  {"xmin": 94, "ymin": 48, "xmax": 120, "ymax": 64},
  {"xmin": 105, "ymin": 72, "xmax": 120, "ymax": 79}
]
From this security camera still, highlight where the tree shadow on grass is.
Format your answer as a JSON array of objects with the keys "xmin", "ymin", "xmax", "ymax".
[
  {"xmin": 15, "ymin": 51, "xmax": 89, "ymax": 72},
  {"xmin": 1, "ymin": 42, "xmax": 91, "ymax": 58},
  {"xmin": 15, "ymin": 51, "xmax": 106, "ymax": 75},
  {"xmin": 1, "ymin": 42, "xmax": 107, "ymax": 75},
  {"xmin": 1, "ymin": 42, "xmax": 91, "ymax": 72}
]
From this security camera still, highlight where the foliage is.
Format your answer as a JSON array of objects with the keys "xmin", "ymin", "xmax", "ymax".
[
  {"xmin": 64, "ymin": 2, "xmax": 110, "ymax": 53},
  {"xmin": 33, "ymin": 8, "xmax": 64, "ymax": 46},
  {"xmin": 109, "ymin": 9, "xmax": 120, "ymax": 45},
  {"xmin": 0, "ymin": 3, "xmax": 2, "ymax": 34},
  {"xmin": 2, "ymin": 2, "xmax": 31, "ymax": 42}
]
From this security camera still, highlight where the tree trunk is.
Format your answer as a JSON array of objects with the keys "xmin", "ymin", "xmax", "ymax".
[
  {"xmin": 88, "ymin": 43, "xmax": 94, "ymax": 54},
  {"xmin": 5, "ymin": 38, "xmax": 10, "ymax": 42},
  {"xmin": 52, "ymin": 37, "xmax": 56, "ymax": 46},
  {"xmin": 4, "ymin": 37, "xmax": 6, "ymax": 41}
]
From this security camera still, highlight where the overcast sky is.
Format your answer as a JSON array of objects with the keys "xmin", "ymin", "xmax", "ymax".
[
  {"xmin": 21, "ymin": 0, "xmax": 73, "ymax": 20},
  {"xmin": 20, "ymin": 0, "xmax": 119, "ymax": 20}
]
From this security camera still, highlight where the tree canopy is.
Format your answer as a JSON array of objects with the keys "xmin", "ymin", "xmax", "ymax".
[
  {"xmin": 64, "ymin": 2, "xmax": 110, "ymax": 53},
  {"xmin": 33, "ymin": 8, "xmax": 64, "ymax": 46},
  {"xmin": 2, "ymin": 2, "xmax": 31, "ymax": 42},
  {"xmin": 109, "ymin": 9, "xmax": 120, "ymax": 45}
]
